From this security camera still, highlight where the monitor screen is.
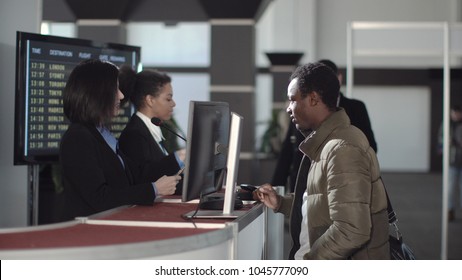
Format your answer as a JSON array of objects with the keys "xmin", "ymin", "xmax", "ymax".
[
  {"xmin": 222, "ymin": 112, "xmax": 243, "ymax": 215},
  {"xmin": 14, "ymin": 31, "xmax": 140, "ymax": 165},
  {"xmin": 181, "ymin": 101, "xmax": 230, "ymax": 202}
]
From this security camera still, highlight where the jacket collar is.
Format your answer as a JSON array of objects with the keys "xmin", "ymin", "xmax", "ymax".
[
  {"xmin": 135, "ymin": 111, "xmax": 164, "ymax": 143},
  {"xmin": 82, "ymin": 123, "xmax": 106, "ymax": 144},
  {"xmin": 299, "ymin": 108, "xmax": 350, "ymax": 159}
]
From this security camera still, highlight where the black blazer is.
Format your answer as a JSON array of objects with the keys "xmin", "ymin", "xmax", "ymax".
[
  {"xmin": 118, "ymin": 114, "xmax": 181, "ymax": 184},
  {"xmin": 271, "ymin": 122, "xmax": 305, "ymax": 192},
  {"xmin": 339, "ymin": 93, "xmax": 377, "ymax": 152},
  {"xmin": 59, "ymin": 123, "xmax": 155, "ymax": 221}
]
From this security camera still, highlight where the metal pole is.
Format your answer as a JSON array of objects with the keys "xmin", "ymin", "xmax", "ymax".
[
  {"xmin": 28, "ymin": 164, "xmax": 39, "ymax": 226},
  {"xmin": 263, "ymin": 205, "xmax": 268, "ymax": 259},
  {"xmin": 346, "ymin": 22, "xmax": 353, "ymax": 98},
  {"xmin": 441, "ymin": 21, "xmax": 450, "ymax": 260}
]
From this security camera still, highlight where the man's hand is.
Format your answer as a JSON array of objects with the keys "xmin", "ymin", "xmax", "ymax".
[{"xmin": 254, "ymin": 183, "xmax": 280, "ymax": 210}]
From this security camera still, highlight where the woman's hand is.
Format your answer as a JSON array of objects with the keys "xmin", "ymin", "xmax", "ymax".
[
  {"xmin": 176, "ymin": 148, "xmax": 186, "ymax": 162},
  {"xmin": 155, "ymin": 175, "xmax": 181, "ymax": 196}
]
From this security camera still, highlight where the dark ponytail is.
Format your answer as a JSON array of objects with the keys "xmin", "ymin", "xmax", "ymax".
[
  {"xmin": 118, "ymin": 64, "xmax": 137, "ymax": 106},
  {"xmin": 118, "ymin": 66, "xmax": 172, "ymax": 111}
]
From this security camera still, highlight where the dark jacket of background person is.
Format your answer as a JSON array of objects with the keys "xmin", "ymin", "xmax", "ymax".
[
  {"xmin": 270, "ymin": 122, "xmax": 305, "ymax": 191},
  {"xmin": 60, "ymin": 123, "xmax": 155, "ymax": 221},
  {"xmin": 339, "ymin": 92, "xmax": 377, "ymax": 152},
  {"xmin": 118, "ymin": 114, "xmax": 181, "ymax": 183}
]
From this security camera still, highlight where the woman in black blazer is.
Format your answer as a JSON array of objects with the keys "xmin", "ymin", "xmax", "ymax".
[
  {"xmin": 118, "ymin": 66, "xmax": 184, "ymax": 193},
  {"xmin": 59, "ymin": 60, "xmax": 180, "ymax": 221}
]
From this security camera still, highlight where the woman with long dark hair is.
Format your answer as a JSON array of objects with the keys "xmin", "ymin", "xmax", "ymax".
[{"xmin": 59, "ymin": 59, "xmax": 180, "ymax": 221}]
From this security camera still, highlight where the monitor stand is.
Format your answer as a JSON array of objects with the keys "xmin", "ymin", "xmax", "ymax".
[
  {"xmin": 182, "ymin": 210, "xmax": 247, "ymax": 219},
  {"xmin": 199, "ymin": 194, "xmax": 244, "ymax": 210},
  {"xmin": 182, "ymin": 194, "xmax": 247, "ymax": 219}
]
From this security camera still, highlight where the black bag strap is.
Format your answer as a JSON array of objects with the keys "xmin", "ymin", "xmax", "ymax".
[
  {"xmin": 379, "ymin": 176, "xmax": 397, "ymax": 224},
  {"xmin": 380, "ymin": 177, "xmax": 402, "ymax": 239},
  {"xmin": 385, "ymin": 187, "xmax": 397, "ymax": 224}
]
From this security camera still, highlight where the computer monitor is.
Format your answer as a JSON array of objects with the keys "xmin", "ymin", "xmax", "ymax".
[
  {"xmin": 181, "ymin": 101, "xmax": 230, "ymax": 202},
  {"xmin": 182, "ymin": 102, "xmax": 245, "ymax": 219},
  {"xmin": 14, "ymin": 31, "xmax": 140, "ymax": 165}
]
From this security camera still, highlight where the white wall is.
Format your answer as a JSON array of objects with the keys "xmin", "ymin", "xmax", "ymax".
[
  {"xmin": 315, "ymin": 0, "xmax": 461, "ymax": 67},
  {"xmin": 354, "ymin": 86, "xmax": 431, "ymax": 172},
  {"xmin": 0, "ymin": 0, "xmax": 42, "ymax": 227},
  {"xmin": 169, "ymin": 73, "xmax": 210, "ymax": 137},
  {"xmin": 126, "ymin": 22, "xmax": 210, "ymax": 67},
  {"xmin": 256, "ymin": 0, "xmax": 316, "ymax": 66},
  {"xmin": 258, "ymin": 0, "xmax": 461, "ymax": 67}
]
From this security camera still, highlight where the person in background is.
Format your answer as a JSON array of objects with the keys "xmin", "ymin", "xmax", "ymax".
[
  {"xmin": 118, "ymin": 66, "xmax": 185, "ymax": 194},
  {"xmin": 438, "ymin": 104, "xmax": 462, "ymax": 221},
  {"xmin": 271, "ymin": 59, "xmax": 377, "ymax": 193},
  {"xmin": 319, "ymin": 59, "xmax": 377, "ymax": 152},
  {"xmin": 256, "ymin": 62, "xmax": 389, "ymax": 259},
  {"xmin": 59, "ymin": 59, "xmax": 180, "ymax": 221}
]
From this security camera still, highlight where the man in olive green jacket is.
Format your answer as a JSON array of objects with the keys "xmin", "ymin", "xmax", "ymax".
[{"xmin": 256, "ymin": 63, "xmax": 389, "ymax": 259}]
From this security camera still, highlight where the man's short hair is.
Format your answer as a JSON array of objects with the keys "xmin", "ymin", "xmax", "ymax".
[{"xmin": 290, "ymin": 62, "xmax": 340, "ymax": 110}]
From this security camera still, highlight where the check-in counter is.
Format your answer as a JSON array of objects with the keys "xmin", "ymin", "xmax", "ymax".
[{"xmin": 0, "ymin": 195, "xmax": 284, "ymax": 260}]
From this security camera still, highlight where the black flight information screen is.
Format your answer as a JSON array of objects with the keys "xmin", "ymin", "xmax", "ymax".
[{"xmin": 14, "ymin": 32, "xmax": 140, "ymax": 165}]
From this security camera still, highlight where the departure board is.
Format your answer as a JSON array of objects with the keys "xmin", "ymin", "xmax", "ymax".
[{"xmin": 14, "ymin": 32, "xmax": 140, "ymax": 165}]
